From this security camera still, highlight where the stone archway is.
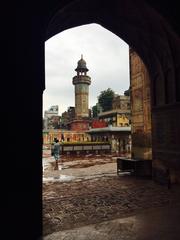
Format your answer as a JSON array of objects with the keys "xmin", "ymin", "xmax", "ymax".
[
  {"xmin": 12, "ymin": 1, "xmax": 180, "ymax": 239},
  {"xmin": 46, "ymin": 0, "xmax": 180, "ymax": 182}
]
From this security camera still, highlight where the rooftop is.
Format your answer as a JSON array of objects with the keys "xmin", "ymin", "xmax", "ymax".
[
  {"xmin": 98, "ymin": 109, "xmax": 131, "ymax": 117},
  {"xmin": 87, "ymin": 126, "xmax": 131, "ymax": 133}
]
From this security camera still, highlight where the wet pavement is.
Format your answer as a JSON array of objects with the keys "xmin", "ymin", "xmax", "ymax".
[
  {"xmin": 43, "ymin": 150, "xmax": 118, "ymax": 181},
  {"xmin": 43, "ymin": 149, "xmax": 180, "ymax": 239},
  {"xmin": 44, "ymin": 203, "xmax": 180, "ymax": 240}
]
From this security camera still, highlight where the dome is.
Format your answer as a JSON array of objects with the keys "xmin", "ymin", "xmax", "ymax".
[
  {"xmin": 75, "ymin": 54, "xmax": 89, "ymax": 72},
  {"xmin": 78, "ymin": 58, "xmax": 86, "ymax": 68}
]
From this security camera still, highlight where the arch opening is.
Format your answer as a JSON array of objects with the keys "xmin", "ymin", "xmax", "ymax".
[
  {"xmin": 12, "ymin": 1, "xmax": 180, "ymax": 239},
  {"xmin": 44, "ymin": 0, "xmax": 180, "ymax": 182}
]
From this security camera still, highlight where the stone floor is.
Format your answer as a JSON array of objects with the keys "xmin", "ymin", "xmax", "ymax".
[
  {"xmin": 44, "ymin": 203, "xmax": 180, "ymax": 240},
  {"xmin": 43, "ymin": 150, "xmax": 180, "ymax": 239}
]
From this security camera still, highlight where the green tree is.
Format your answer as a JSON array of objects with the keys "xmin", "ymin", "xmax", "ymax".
[
  {"xmin": 124, "ymin": 87, "xmax": 130, "ymax": 96},
  {"xmin": 98, "ymin": 88, "xmax": 115, "ymax": 112},
  {"xmin": 92, "ymin": 105, "xmax": 98, "ymax": 118}
]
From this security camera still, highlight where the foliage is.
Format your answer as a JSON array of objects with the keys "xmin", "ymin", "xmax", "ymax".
[
  {"xmin": 92, "ymin": 105, "xmax": 98, "ymax": 118},
  {"xmin": 124, "ymin": 88, "xmax": 130, "ymax": 96},
  {"xmin": 98, "ymin": 88, "xmax": 115, "ymax": 112}
]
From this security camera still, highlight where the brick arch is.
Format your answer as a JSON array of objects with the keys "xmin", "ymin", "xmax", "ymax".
[
  {"xmin": 46, "ymin": 0, "xmax": 179, "ymax": 89},
  {"xmin": 11, "ymin": 1, "xmax": 180, "ymax": 239}
]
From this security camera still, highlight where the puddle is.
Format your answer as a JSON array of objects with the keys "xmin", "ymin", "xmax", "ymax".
[
  {"xmin": 43, "ymin": 174, "xmax": 75, "ymax": 182},
  {"xmin": 43, "ymin": 158, "xmax": 56, "ymax": 172}
]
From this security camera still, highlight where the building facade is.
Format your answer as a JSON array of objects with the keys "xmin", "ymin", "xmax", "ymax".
[
  {"xmin": 43, "ymin": 105, "xmax": 60, "ymax": 129},
  {"xmin": 61, "ymin": 106, "xmax": 75, "ymax": 129},
  {"xmin": 43, "ymin": 129, "xmax": 91, "ymax": 144},
  {"xmin": 98, "ymin": 109, "xmax": 131, "ymax": 127},
  {"xmin": 97, "ymin": 92, "xmax": 131, "ymax": 127},
  {"xmin": 112, "ymin": 94, "xmax": 130, "ymax": 111},
  {"xmin": 44, "ymin": 105, "xmax": 59, "ymax": 118},
  {"xmin": 87, "ymin": 126, "xmax": 131, "ymax": 155}
]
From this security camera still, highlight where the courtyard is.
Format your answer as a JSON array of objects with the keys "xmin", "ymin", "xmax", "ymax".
[{"xmin": 43, "ymin": 149, "xmax": 180, "ymax": 240}]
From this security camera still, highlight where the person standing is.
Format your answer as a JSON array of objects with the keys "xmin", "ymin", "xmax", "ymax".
[{"xmin": 53, "ymin": 139, "xmax": 61, "ymax": 170}]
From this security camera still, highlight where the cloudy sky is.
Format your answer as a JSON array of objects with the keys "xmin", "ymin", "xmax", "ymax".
[{"xmin": 43, "ymin": 23, "xmax": 130, "ymax": 116}]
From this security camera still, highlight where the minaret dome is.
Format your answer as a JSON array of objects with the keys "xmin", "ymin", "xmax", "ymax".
[{"xmin": 75, "ymin": 54, "xmax": 89, "ymax": 74}]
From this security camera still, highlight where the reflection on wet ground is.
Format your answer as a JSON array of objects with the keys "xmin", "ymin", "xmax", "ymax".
[
  {"xmin": 43, "ymin": 175, "xmax": 75, "ymax": 182},
  {"xmin": 43, "ymin": 149, "xmax": 180, "ymax": 239},
  {"xmin": 42, "ymin": 149, "xmax": 121, "ymax": 182}
]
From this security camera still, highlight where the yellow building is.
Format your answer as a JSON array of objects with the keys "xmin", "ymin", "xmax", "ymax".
[
  {"xmin": 43, "ymin": 129, "xmax": 90, "ymax": 145},
  {"xmin": 117, "ymin": 114, "xmax": 130, "ymax": 127},
  {"xmin": 98, "ymin": 109, "xmax": 131, "ymax": 127}
]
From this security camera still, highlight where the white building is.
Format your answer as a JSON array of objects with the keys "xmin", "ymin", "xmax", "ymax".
[{"xmin": 44, "ymin": 105, "xmax": 59, "ymax": 119}]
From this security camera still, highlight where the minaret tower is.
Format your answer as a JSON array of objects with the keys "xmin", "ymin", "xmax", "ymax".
[{"xmin": 73, "ymin": 55, "xmax": 91, "ymax": 119}]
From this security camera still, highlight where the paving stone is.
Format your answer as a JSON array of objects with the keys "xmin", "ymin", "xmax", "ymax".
[
  {"xmin": 43, "ymin": 175, "xmax": 176, "ymax": 236},
  {"xmin": 43, "ymin": 152, "xmax": 179, "ymax": 237}
]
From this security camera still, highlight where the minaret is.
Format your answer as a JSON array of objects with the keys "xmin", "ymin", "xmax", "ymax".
[{"xmin": 72, "ymin": 55, "xmax": 91, "ymax": 119}]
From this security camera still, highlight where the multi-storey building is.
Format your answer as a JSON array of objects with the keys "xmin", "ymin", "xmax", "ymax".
[
  {"xmin": 44, "ymin": 105, "xmax": 59, "ymax": 118},
  {"xmin": 112, "ymin": 94, "xmax": 130, "ymax": 111},
  {"xmin": 98, "ymin": 92, "xmax": 131, "ymax": 127},
  {"xmin": 61, "ymin": 106, "xmax": 75, "ymax": 129}
]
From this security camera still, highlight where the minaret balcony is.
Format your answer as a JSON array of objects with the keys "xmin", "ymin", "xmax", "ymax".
[{"xmin": 73, "ymin": 75, "xmax": 91, "ymax": 85}]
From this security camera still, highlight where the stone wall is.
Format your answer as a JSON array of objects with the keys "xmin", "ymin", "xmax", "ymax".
[
  {"xmin": 130, "ymin": 48, "xmax": 180, "ymax": 183},
  {"xmin": 152, "ymin": 104, "xmax": 180, "ymax": 183},
  {"xmin": 60, "ymin": 142, "xmax": 111, "ymax": 155},
  {"xmin": 11, "ymin": 0, "xmax": 180, "ymax": 237},
  {"xmin": 129, "ymin": 49, "xmax": 152, "ymax": 160}
]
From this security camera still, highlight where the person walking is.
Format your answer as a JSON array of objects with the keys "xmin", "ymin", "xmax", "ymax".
[
  {"xmin": 51, "ymin": 138, "xmax": 57, "ymax": 156},
  {"xmin": 53, "ymin": 139, "xmax": 61, "ymax": 170}
]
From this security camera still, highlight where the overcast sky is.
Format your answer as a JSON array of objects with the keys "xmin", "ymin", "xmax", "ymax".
[{"xmin": 43, "ymin": 23, "xmax": 130, "ymax": 116}]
